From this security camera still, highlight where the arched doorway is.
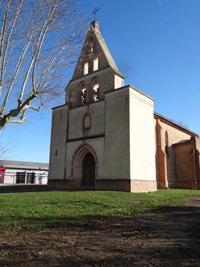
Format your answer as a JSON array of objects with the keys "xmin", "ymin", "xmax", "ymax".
[
  {"xmin": 71, "ymin": 144, "xmax": 98, "ymax": 188},
  {"xmin": 82, "ymin": 153, "xmax": 95, "ymax": 187}
]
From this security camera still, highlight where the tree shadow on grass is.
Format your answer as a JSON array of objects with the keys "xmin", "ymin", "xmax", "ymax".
[
  {"xmin": 0, "ymin": 204, "xmax": 200, "ymax": 266},
  {"xmin": 0, "ymin": 185, "xmax": 96, "ymax": 194},
  {"xmin": 0, "ymin": 185, "xmax": 49, "ymax": 194}
]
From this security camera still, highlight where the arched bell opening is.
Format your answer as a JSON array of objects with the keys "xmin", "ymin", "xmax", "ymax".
[
  {"xmin": 80, "ymin": 83, "xmax": 86, "ymax": 105},
  {"xmin": 91, "ymin": 78, "xmax": 99, "ymax": 102}
]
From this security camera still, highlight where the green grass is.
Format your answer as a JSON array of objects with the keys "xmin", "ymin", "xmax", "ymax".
[{"xmin": 0, "ymin": 189, "xmax": 200, "ymax": 233}]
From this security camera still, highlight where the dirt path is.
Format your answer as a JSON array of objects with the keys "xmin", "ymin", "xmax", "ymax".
[{"xmin": 1, "ymin": 195, "xmax": 200, "ymax": 266}]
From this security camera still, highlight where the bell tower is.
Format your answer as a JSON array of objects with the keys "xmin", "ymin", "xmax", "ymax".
[{"xmin": 65, "ymin": 20, "xmax": 125, "ymax": 108}]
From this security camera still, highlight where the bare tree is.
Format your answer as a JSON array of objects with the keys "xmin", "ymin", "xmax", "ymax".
[
  {"xmin": 0, "ymin": 138, "xmax": 16, "ymax": 158},
  {"xmin": 0, "ymin": 0, "xmax": 87, "ymax": 132}
]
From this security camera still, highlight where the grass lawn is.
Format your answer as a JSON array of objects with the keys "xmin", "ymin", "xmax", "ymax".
[{"xmin": 1, "ymin": 189, "xmax": 200, "ymax": 233}]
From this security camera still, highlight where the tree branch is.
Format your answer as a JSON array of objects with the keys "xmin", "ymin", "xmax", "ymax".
[
  {"xmin": 0, "ymin": 0, "xmax": 87, "ymax": 131},
  {"xmin": 0, "ymin": 0, "xmax": 25, "ymax": 93}
]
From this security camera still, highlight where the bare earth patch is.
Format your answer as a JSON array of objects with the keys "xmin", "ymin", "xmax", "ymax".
[{"xmin": 1, "ymin": 195, "xmax": 200, "ymax": 266}]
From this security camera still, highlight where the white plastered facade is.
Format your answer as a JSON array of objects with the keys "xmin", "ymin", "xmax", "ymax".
[
  {"xmin": 49, "ymin": 22, "xmax": 157, "ymax": 192},
  {"xmin": 48, "ymin": 20, "xmax": 157, "ymax": 192}
]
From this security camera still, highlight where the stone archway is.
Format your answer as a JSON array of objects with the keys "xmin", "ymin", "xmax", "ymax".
[{"xmin": 71, "ymin": 144, "xmax": 98, "ymax": 187}]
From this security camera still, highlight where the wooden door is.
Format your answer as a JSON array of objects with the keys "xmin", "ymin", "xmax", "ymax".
[{"xmin": 83, "ymin": 153, "xmax": 95, "ymax": 187}]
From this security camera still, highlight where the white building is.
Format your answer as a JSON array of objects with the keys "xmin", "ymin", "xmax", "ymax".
[{"xmin": 0, "ymin": 160, "xmax": 48, "ymax": 185}]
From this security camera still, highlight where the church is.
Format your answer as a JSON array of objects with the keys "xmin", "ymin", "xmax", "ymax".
[{"xmin": 48, "ymin": 20, "xmax": 200, "ymax": 192}]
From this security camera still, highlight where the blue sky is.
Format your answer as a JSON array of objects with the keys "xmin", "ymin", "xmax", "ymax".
[{"xmin": 1, "ymin": 0, "xmax": 200, "ymax": 163}]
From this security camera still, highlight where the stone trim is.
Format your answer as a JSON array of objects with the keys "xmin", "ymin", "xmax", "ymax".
[
  {"xmin": 105, "ymin": 85, "xmax": 154, "ymax": 101},
  {"xmin": 48, "ymin": 179, "xmax": 157, "ymax": 193},
  {"xmin": 129, "ymin": 85, "xmax": 154, "ymax": 101},
  {"xmin": 52, "ymin": 104, "xmax": 68, "ymax": 112},
  {"xmin": 67, "ymin": 134, "xmax": 104, "ymax": 142},
  {"xmin": 70, "ymin": 143, "xmax": 98, "ymax": 179},
  {"xmin": 105, "ymin": 88, "xmax": 129, "ymax": 101},
  {"xmin": 154, "ymin": 113, "xmax": 197, "ymax": 137},
  {"xmin": 130, "ymin": 180, "xmax": 157, "ymax": 193},
  {"xmin": 129, "ymin": 90, "xmax": 154, "ymax": 108}
]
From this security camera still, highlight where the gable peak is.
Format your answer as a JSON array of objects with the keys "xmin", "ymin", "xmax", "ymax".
[
  {"xmin": 69, "ymin": 19, "xmax": 125, "ymax": 81},
  {"xmin": 90, "ymin": 20, "xmax": 100, "ymax": 31}
]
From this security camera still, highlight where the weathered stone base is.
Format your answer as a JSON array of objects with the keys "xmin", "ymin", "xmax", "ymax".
[
  {"xmin": 96, "ymin": 179, "xmax": 157, "ymax": 193},
  {"xmin": 157, "ymin": 180, "xmax": 168, "ymax": 189},
  {"xmin": 130, "ymin": 180, "xmax": 157, "ymax": 193},
  {"xmin": 48, "ymin": 179, "xmax": 157, "ymax": 193},
  {"xmin": 156, "ymin": 179, "xmax": 199, "ymax": 190},
  {"xmin": 177, "ymin": 181, "xmax": 198, "ymax": 190},
  {"xmin": 95, "ymin": 179, "xmax": 131, "ymax": 192},
  {"xmin": 49, "ymin": 179, "xmax": 131, "ymax": 192},
  {"xmin": 167, "ymin": 181, "xmax": 177, "ymax": 189},
  {"xmin": 48, "ymin": 179, "xmax": 83, "ymax": 189}
]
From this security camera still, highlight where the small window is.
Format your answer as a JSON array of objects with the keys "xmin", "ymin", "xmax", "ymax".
[
  {"xmin": 16, "ymin": 172, "xmax": 26, "ymax": 184},
  {"xmin": 92, "ymin": 79, "xmax": 99, "ymax": 102},
  {"xmin": 27, "ymin": 172, "xmax": 35, "ymax": 184},
  {"xmin": 30, "ymin": 173, "xmax": 35, "ymax": 184},
  {"xmin": 83, "ymin": 113, "xmax": 91, "ymax": 129},
  {"xmin": 93, "ymin": 53, "xmax": 99, "ymax": 71},
  {"xmin": 89, "ymin": 40, "xmax": 94, "ymax": 52},
  {"xmin": 80, "ymin": 83, "xmax": 86, "ymax": 105},
  {"xmin": 88, "ymin": 38, "xmax": 94, "ymax": 52},
  {"xmin": 165, "ymin": 131, "xmax": 169, "ymax": 157},
  {"xmin": 83, "ymin": 58, "xmax": 89, "ymax": 75}
]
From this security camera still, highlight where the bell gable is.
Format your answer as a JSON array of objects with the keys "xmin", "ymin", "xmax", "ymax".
[{"xmin": 65, "ymin": 20, "xmax": 125, "ymax": 108}]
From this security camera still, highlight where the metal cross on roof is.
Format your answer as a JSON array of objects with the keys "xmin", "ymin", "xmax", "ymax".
[{"xmin": 92, "ymin": 4, "xmax": 100, "ymax": 20}]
